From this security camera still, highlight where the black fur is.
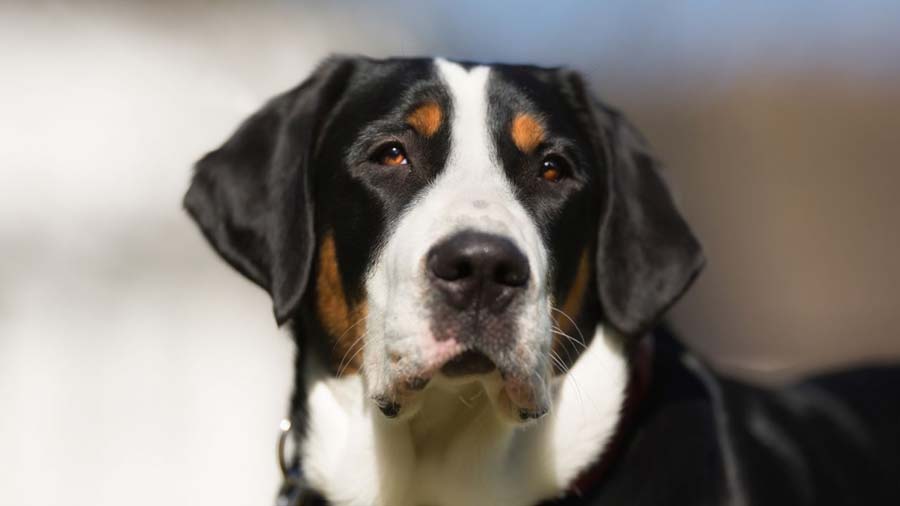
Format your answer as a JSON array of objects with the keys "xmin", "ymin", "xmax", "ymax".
[{"xmin": 184, "ymin": 57, "xmax": 356, "ymax": 324}]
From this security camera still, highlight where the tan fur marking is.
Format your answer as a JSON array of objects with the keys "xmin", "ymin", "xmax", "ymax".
[
  {"xmin": 552, "ymin": 248, "xmax": 591, "ymax": 372},
  {"xmin": 316, "ymin": 233, "xmax": 367, "ymax": 375},
  {"xmin": 406, "ymin": 102, "xmax": 442, "ymax": 137},
  {"xmin": 511, "ymin": 113, "xmax": 544, "ymax": 153}
]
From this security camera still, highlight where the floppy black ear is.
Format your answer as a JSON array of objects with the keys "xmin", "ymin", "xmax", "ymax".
[
  {"xmin": 183, "ymin": 58, "xmax": 354, "ymax": 325},
  {"xmin": 593, "ymin": 106, "xmax": 705, "ymax": 336}
]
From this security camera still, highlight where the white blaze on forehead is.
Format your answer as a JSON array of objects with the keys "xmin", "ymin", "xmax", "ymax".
[
  {"xmin": 429, "ymin": 58, "xmax": 547, "ymax": 272},
  {"xmin": 434, "ymin": 59, "xmax": 495, "ymax": 182}
]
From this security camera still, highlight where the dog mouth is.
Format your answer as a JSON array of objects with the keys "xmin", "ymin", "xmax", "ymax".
[
  {"xmin": 440, "ymin": 349, "xmax": 497, "ymax": 377},
  {"xmin": 373, "ymin": 342, "xmax": 551, "ymax": 423}
]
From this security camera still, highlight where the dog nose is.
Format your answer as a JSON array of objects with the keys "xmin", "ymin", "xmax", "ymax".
[{"xmin": 426, "ymin": 231, "xmax": 529, "ymax": 311}]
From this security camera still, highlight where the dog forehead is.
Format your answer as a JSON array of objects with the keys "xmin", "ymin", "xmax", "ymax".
[
  {"xmin": 433, "ymin": 59, "xmax": 493, "ymax": 165},
  {"xmin": 431, "ymin": 59, "xmax": 550, "ymax": 167},
  {"xmin": 331, "ymin": 57, "xmax": 564, "ymax": 152},
  {"xmin": 432, "ymin": 58, "xmax": 558, "ymax": 127}
]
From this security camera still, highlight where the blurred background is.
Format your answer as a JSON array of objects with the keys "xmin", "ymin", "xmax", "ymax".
[{"xmin": 2, "ymin": 1, "xmax": 899, "ymax": 505}]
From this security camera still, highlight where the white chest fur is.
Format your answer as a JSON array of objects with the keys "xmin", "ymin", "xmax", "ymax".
[{"xmin": 300, "ymin": 325, "xmax": 627, "ymax": 506}]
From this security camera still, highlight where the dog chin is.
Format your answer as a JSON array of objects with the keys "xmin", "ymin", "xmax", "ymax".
[{"xmin": 366, "ymin": 342, "xmax": 553, "ymax": 425}]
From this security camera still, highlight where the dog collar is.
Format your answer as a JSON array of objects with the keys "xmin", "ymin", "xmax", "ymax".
[
  {"xmin": 276, "ymin": 419, "xmax": 325, "ymax": 506},
  {"xmin": 551, "ymin": 336, "xmax": 654, "ymax": 503}
]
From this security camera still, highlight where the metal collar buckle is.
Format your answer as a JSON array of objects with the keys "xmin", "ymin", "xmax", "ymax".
[
  {"xmin": 276, "ymin": 419, "xmax": 312, "ymax": 506},
  {"xmin": 277, "ymin": 418, "xmax": 294, "ymax": 481}
]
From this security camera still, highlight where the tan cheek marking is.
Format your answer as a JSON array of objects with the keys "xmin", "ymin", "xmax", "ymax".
[
  {"xmin": 511, "ymin": 113, "xmax": 544, "ymax": 153},
  {"xmin": 406, "ymin": 102, "xmax": 442, "ymax": 137},
  {"xmin": 552, "ymin": 248, "xmax": 591, "ymax": 371},
  {"xmin": 316, "ymin": 233, "xmax": 367, "ymax": 376}
]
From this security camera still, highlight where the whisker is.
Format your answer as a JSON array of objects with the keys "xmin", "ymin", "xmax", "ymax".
[
  {"xmin": 331, "ymin": 316, "xmax": 368, "ymax": 351},
  {"xmin": 336, "ymin": 332, "xmax": 367, "ymax": 376},
  {"xmin": 569, "ymin": 370, "xmax": 586, "ymax": 413},
  {"xmin": 556, "ymin": 333, "xmax": 578, "ymax": 371},
  {"xmin": 548, "ymin": 350, "xmax": 569, "ymax": 374},
  {"xmin": 550, "ymin": 324, "xmax": 587, "ymax": 351},
  {"xmin": 550, "ymin": 318, "xmax": 587, "ymax": 346},
  {"xmin": 550, "ymin": 306, "xmax": 587, "ymax": 347},
  {"xmin": 550, "ymin": 328, "xmax": 588, "ymax": 351},
  {"xmin": 551, "ymin": 349, "xmax": 585, "ymax": 412},
  {"xmin": 337, "ymin": 333, "xmax": 368, "ymax": 377}
]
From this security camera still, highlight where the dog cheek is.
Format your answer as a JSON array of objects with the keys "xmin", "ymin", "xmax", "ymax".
[
  {"xmin": 316, "ymin": 233, "xmax": 368, "ymax": 375},
  {"xmin": 551, "ymin": 248, "xmax": 591, "ymax": 371}
]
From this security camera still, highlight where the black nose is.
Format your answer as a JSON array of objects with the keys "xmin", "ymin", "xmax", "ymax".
[{"xmin": 426, "ymin": 231, "xmax": 530, "ymax": 311}]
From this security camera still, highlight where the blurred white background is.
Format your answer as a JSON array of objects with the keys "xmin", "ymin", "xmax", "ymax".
[{"xmin": 2, "ymin": 2, "xmax": 899, "ymax": 506}]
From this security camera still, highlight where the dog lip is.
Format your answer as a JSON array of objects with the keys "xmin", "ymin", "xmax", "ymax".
[
  {"xmin": 518, "ymin": 407, "xmax": 548, "ymax": 421},
  {"xmin": 440, "ymin": 349, "xmax": 497, "ymax": 377}
]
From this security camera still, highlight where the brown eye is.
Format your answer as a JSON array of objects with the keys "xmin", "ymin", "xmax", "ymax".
[
  {"xmin": 374, "ymin": 143, "xmax": 409, "ymax": 166},
  {"xmin": 540, "ymin": 155, "xmax": 567, "ymax": 182}
]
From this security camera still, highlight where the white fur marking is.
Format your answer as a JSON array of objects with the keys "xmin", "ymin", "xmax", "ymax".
[{"xmin": 303, "ymin": 325, "xmax": 626, "ymax": 506}]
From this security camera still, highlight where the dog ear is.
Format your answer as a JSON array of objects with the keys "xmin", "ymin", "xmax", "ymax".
[
  {"xmin": 184, "ymin": 58, "xmax": 355, "ymax": 325},
  {"xmin": 594, "ymin": 107, "xmax": 705, "ymax": 336},
  {"xmin": 562, "ymin": 72, "xmax": 704, "ymax": 336}
]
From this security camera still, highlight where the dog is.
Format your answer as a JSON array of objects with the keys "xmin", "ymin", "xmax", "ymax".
[{"xmin": 184, "ymin": 56, "xmax": 900, "ymax": 506}]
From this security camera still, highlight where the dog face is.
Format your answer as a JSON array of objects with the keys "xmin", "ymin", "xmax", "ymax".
[{"xmin": 185, "ymin": 56, "xmax": 703, "ymax": 424}]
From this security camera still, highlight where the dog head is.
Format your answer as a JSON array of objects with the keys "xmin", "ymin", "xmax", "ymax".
[{"xmin": 185, "ymin": 56, "xmax": 703, "ymax": 424}]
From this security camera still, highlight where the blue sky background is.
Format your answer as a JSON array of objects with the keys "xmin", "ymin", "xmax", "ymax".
[{"xmin": 294, "ymin": 0, "xmax": 900, "ymax": 80}]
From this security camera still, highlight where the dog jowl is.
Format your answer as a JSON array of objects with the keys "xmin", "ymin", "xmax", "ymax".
[{"xmin": 184, "ymin": 56, "xmax": 702, "ymax": 506}]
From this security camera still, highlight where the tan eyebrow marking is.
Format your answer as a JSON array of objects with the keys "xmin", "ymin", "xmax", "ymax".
[
  {"xmin": 511, "ymin": 113, "xmax": 545, "ymax": 154},
  {"xmin": 406, "ymin": 101, "xmax": 443, "ymax": 137}
]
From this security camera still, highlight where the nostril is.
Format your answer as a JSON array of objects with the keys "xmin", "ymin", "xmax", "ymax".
[
  {"xmin": 495, "ymin": 260, "xmax": 528, "ymax": 287},
  {"xmin": 451, "ymin": 259, "xmax": 473, "ymax": 281},
  {"xmin": 428, "ymin": 251, "xmax": 473, "ymax": 282}
]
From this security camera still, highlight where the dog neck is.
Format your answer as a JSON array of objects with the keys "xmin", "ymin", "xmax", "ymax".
[{"xmin": 299, "ymin": 325, "xmax": 629, "ymax": 506}]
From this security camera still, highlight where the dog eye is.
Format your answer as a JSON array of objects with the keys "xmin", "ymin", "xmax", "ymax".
[
  {"xmin": 539, "ymin": 155, "xmax": 568, "ymax": 182},
  {"xmin": 373, "ymin": 142, "xmax": 409, "ymax": 167}
]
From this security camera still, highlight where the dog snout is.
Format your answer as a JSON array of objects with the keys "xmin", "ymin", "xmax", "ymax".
[{"xmin": 426, "ymin": 231, "xmax": 529, "ymax": 311}]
